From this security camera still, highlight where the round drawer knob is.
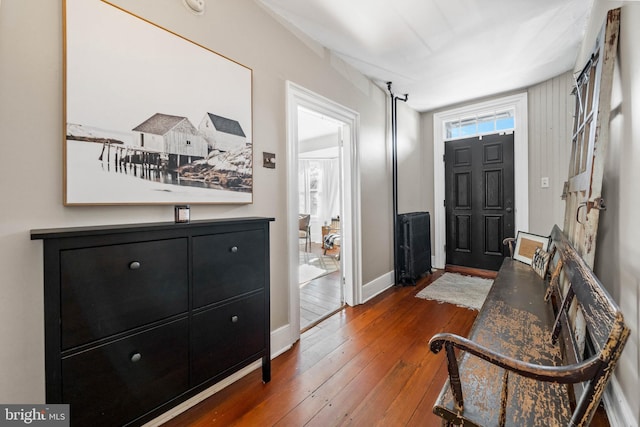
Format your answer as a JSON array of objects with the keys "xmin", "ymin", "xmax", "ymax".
[
  {"xmin": 129, "ymin": 261, "xmax": 141, "ymax": 270},
  {"xmin": 231, "ymin": 315, "xmax": 239, "ymax": 323},
  {"xmin": 130, "ymin": 352, "xmax": 142, "ymax": 363},
  {"xmin": 230, "ymin": 246, "xmax": 238, "ymax": 253}
]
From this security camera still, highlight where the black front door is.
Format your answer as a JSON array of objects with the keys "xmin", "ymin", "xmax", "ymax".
[{"xmin": 445, "ymin": 133, "xmax": 515, "ymax": 271}]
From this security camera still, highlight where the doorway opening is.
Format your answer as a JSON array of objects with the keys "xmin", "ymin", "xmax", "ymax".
[
  {"xmin": 286, "ymin": 82, "xmax": 362, "ymax": 340},
  {"xmin": 433, "ymin": 93, "xmax": 529, "ymax": 270},
  {"xmin": 297, "ymin": 108, "xmax": 344, "ymax": 330}
]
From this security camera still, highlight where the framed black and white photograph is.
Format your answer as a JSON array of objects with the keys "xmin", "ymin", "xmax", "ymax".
[
  {"xmin": 64, "ymin": 0, "xmax": 253, "ymax": 205},
  {"xmin": 513, "ymin": 231, "xmax": 550, "ymax": 265}
]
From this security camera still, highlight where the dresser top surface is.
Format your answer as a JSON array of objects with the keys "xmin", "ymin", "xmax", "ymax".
[{"xmin": 31, "ymin": 217, "xmax": 275, "ymax": 240}]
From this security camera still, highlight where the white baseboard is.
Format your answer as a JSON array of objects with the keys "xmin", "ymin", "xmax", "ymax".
[
  {"xmin": 270, "ymin": 323, "xmax": 295, "ymax": 358},
  {"xmin": 602, "ymin": 373, "xmax": 636, "ymax": 427},
  {"xmin": 143, "ymin": 325, "xmax": 295, "ymax": 426},
  {"xmin": 362, "ymin": 270, "xmax": 394, "ymax": 302}
]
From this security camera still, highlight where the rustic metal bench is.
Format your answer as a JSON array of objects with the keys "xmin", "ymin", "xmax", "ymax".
[{"xmin": 429, "ymin": 225, "xmax": 629, "ymax": 426}]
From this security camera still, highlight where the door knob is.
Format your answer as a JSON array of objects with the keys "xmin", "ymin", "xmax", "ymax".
[{"xmin": 506, "ymin": 207, "xmax": 513, "ymax": 213}]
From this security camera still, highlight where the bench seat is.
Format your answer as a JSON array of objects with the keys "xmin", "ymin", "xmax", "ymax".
[
  {"xmin": 429, "ymin": 225, "xmax": 630, "ymax": 427},
  {"xmin": 433, "ymin": 259, "xmax": 571, "ymax": 426}
]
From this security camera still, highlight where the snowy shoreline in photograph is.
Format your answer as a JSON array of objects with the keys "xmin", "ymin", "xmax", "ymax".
[{"xmin": 66, "ymin": 139, "xmax": 251, "ymax": 204}]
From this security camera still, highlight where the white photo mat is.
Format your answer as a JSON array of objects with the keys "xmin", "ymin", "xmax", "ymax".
[{"xmin": 513, "ymin": 231, "xmax": 550, "ymax": 265}]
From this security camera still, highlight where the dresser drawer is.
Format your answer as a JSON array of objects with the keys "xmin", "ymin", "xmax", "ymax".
[
  {"xmin": 61, "ymin": 238, "xmax": 188, "ymax": 349},
  {"xmin": 62, "ymin": 318, "xmax": 189, "ymax": 427},
  {"xmin": 192, "ymin": 230, "xmax": 265, "ymax": 308},
  {"xmin": 191, "ymin": 292, "xmax": 266, "ymax": 386}
]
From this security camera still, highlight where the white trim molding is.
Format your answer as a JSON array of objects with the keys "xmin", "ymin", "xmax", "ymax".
[
  {"xmin": 362, "ymin": 271, "xmax": 394, "ymax": 303},
  {"xmin": 432, "ymin": 93, "xmax": 529, "ymax": 269},
  {"xmin": 286, "ymin": 81, "xmax": 363, "ymax": 344}
]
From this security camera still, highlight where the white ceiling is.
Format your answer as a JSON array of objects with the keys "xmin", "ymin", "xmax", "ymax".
[
  {"xmin": 298, "ymin": 108, "xmax": 341, "ymax": 141},
  {"xmin": 258, "ymin": 0, "xmax": 593, "ymax": 112},
  {"xmin": 298, "ymin": 108, "xmax": 341, "ymax": 158}
]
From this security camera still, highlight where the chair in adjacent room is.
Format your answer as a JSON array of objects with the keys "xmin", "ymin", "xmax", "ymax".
[
  {"xmin": 299, "ymin": 214, "xmax": 311, "ymax": 252},
  {"xmin": 323, "ymin": 217, "xmax": 341, "ymax": 258}
]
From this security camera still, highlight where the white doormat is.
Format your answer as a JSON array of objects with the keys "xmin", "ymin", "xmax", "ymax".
[{"xmin": 415, "ymin": 272, "xmax": 493, "ymax": 311}]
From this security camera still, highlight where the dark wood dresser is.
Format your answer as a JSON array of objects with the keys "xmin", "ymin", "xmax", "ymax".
[{"xmin": 31, "ymin": 217, "xmax": 273, "ymax": 426}]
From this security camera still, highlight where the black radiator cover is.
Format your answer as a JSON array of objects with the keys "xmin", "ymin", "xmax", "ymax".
[{"xmin": 397, "ymin": 212, "xmax": 432, "ymax": 285}]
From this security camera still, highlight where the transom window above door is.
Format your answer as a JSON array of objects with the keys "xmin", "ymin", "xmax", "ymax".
[{"xmin": 444, "ymin": 109, "xmax": 515, "ymax": 140}]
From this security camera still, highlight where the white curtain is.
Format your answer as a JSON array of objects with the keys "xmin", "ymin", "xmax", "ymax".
[
  {"xmin": 318, "ymin": 158, "xmax": 340, "ymax": 227},
  {"xmin": 299, "ymin": 158, "xmax": 340, "ymax": 241}
]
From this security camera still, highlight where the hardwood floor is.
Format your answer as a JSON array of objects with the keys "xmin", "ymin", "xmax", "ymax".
[
  {"xmin": 162, "ymin": 270, "xmax": 610, "ymax": 427},
  {"xmin": 163, "ymin": 271, "xmax": 472, "ymax": 426},
  {"xmin": 300, "ymin": 244, "xmax": 343, "ymax": 330},
  {"xmin": 300, "ymin": 270, "xmax": 342, "ymax": 330}
]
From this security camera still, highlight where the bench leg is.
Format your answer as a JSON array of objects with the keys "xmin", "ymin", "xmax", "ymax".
[{"xmin": 445, "ymin": 342, "xmax": 464, "ymax": 412}]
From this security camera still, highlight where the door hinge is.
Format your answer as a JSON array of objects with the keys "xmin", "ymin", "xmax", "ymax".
[
  {"xmin": 590, "ymin": 198, "xmax": 606, "ymax": 210},
  {"xmin": 443, "ymin": 199, "xmax": 446, "ymax": 207},
  {"xmin": 443, "ymin": 154, "xmax": 446, "ymax": 162}
]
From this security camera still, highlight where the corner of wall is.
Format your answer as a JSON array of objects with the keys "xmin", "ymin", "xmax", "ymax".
[{"xmin": 603, "ymin": 373, "xmax": 636, "ymax": 427}]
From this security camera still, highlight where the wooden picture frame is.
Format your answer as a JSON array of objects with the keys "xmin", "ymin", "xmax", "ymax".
[
  {"xmin": 64, "ymin": 0, "xmax": 253, "ymax": 205},
  {"xmin": 513, "ymin": 231, "xmax": 550, "ymax": 265}
]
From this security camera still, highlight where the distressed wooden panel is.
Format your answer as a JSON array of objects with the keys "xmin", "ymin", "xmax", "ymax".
[{"xmin": 563, "ymin": 9, "xmax": 620, "ymax": 269}]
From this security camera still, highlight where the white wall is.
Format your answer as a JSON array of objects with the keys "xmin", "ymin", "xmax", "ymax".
[
  {"xmin": 526, "ymin": 72, "xmax": 573, "ymax": 234},
  {"xmin": 0, "ymin": 0, "xmax": 408, "ymax": 403},
  {"xmin": 592, "ymin": 3, "xmax": 640, "ymax": 425},
  {"xmin": 397, "ymin": 101, "xmax": 426, "ymax": 214}
]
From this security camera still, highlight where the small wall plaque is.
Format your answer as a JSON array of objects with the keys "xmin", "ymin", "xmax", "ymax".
[{"xmin": 174, "ymin": 205, "xmax": 190, "ymax": 223}]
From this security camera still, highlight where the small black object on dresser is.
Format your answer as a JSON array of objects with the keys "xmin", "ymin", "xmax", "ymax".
[{"xmin": 31, "ymin": 217, "xmax": 273, "ymax": 427}]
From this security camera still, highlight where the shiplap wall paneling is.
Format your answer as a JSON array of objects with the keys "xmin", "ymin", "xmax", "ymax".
[{"xmin": 527, "ymin": 72, "xmax": 573, "ymax": 234}]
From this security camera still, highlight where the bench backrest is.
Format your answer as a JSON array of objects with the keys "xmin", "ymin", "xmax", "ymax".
[{"xmin": 548, "ymin": 224, "xmax": 629, "ymax": 424}]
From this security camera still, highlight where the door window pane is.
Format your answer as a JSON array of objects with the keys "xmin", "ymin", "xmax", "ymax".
[{"xmin": 445, "ymin": 109, "xmax": 514, "ymax": 140}]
